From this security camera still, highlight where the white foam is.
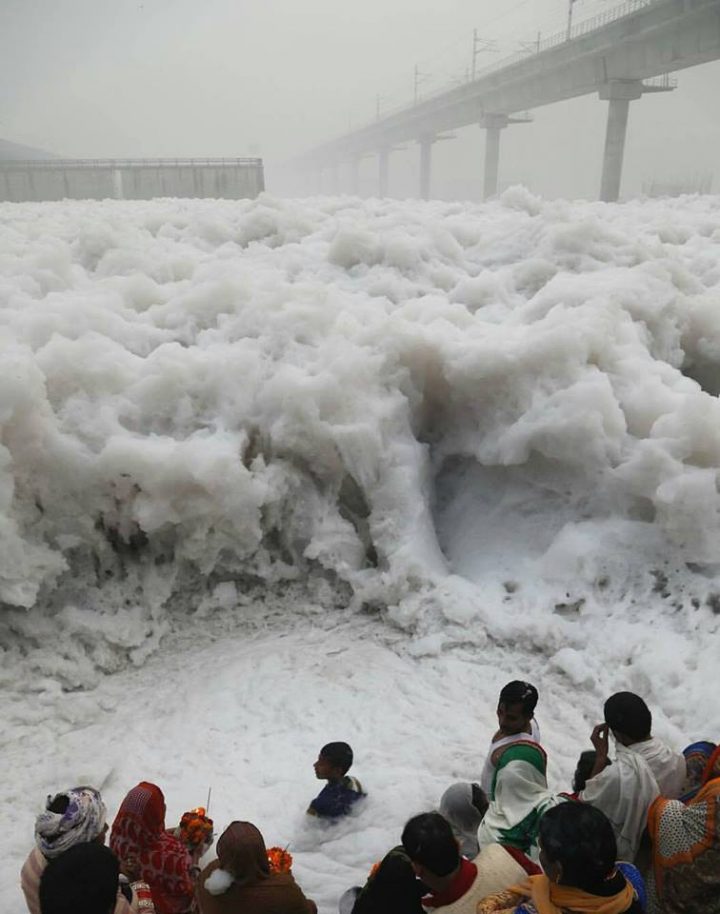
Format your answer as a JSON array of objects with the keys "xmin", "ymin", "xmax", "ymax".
[{"xmin": 3, "ymin": 191, "xmax": 720, "ymax": 912}]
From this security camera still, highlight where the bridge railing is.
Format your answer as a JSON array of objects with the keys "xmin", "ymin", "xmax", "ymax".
[
  {"xmin": 0, "ymin": 157, "xmax": 263, "ymax": 170},
  {"xmin": 367, "ymin": 0, "xmax": 663, "ymax": 127}
]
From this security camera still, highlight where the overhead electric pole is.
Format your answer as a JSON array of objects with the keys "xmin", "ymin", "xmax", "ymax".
[
  {"xmin": 471, "ymin": 30, "xmax": 498, "ymax": 80},
  {"xmin": 414, "ymin": 64, "xmax": 430, "ymax": 105},
  {"xmin": 567, "ymin": 0, "xmax": 576, "ymax": 41}
]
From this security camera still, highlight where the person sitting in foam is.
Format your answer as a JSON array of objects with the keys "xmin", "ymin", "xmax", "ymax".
[
  {"xmin": 480, "ymin": 681, "xmax": 542, "ymax": 797},
  {"xmin": 307, "ymin": 741, "xmax": 365, "ymax": 819}
]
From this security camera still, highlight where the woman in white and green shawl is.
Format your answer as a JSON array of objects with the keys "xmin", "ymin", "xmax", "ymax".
[{"xmin": 477, "ymin": 741, "xmax": 566, "ymax": 861}]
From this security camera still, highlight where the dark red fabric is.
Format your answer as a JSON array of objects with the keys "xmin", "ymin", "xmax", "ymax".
[
  {"xmin": 501, "ymin": 845, "xmax": 542, "ymax": 875},
  {"xmin": 110, "ymin": 782, "xmax": 193, "ymax": 914},
  {"xmin": 422, "ymin": 857, "xmax": 477, "ymax": 907},
  {"xmin": 701, "ymin": 746, "xmax": 720, "ymax": 787}
]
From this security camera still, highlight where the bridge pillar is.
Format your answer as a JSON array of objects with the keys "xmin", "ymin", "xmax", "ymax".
[
  {"xmin": 351, "ymin": 159, "xmax": 360, "ymax": 196},
  {"xmin": 378, "ymin": 147, "xmax": 390, "ymax": 197},
  {"xmin": 599, "ymin": 81, "xmax": 643, "ymax": 202},
  {"xmin": 419, "ymin": 136, "xmax": 433, "ymax": 200},
  {"xmin": 480, "ymin": 114, "xmax": 509, "ymax": 200}
]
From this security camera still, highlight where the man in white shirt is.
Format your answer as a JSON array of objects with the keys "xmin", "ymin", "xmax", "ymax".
[
  {"xmin": 580, "ymin": 691, "xmax": 684, "ymax": 861},
  {"xmin": 604, "ymin": 691, "xmax": 686, "ymax": 799},
  {"xmin": 580, "ymin": 727, "xmax": 658, "ymax": 861}
]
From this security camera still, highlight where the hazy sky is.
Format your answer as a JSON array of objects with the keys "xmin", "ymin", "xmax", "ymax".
[{"xmin": 2, "ymin": 0, "xmax": 719, "ymax": 199}]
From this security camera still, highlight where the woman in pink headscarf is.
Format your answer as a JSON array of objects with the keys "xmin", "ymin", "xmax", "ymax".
[
  {"xmin": 195, "ymin": 821, "xmax": 316, "ymax": 914},
  {"xmin": 110, "ymin": 782, "xmax": 194, "ymax": 914}
]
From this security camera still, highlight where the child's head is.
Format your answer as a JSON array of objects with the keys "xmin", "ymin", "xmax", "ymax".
[
  {"xmin": 314, "ymin": 741, "xmax": 353, "ymax": 780},
  {"xmin": 497, "ymin": 680, "xmax": 538, "ymax": 737},
  {"xmin": 603, "ymin": 692, "xmax": 651, "ymax": 745}
]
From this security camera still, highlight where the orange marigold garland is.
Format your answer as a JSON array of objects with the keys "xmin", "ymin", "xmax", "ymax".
[
  {"xmin": 266, "ymin": 846, "xmax": 293, "ymax": 874},
  {"xmin": 177, "ymin": 807, "xmax": 214, "ymax": 851}
]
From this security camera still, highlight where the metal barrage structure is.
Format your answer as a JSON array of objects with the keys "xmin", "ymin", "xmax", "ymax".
[{"xmin": 0, "ymin": 157, "xmax": 265, "ymax": 202}]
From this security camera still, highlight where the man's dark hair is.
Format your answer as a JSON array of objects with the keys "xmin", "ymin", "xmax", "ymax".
[
  {"xmin": 320, "ymin": 741, "xmax": 354, "ymax": 774},
  {"xmin": 573, "ymin": 750, "xmax": 597, "ymax": 794},
  {"xmin": 604, "ymin": 692, "xmax": 651, "ymax": 740},
  {"xmin": 499, "ymin": 680, "xmax": 538, "ymax": 716},
  {"xmin": 470, "ymin": 782, "xmax": 489, "ymax": 818},
  {"xmin": 401, "ymin": 812, "xmax": 459, "ymax": 878},
  {"xmin": 539, "ymin": 802, "xmax": 616, "ymax": 893},
  {"xmin": 39, "ymin": 842, "xmax": 119, "ymax": 914}
]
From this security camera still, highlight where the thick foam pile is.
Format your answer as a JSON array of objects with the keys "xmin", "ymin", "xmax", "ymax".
[{"xmin": 2, "ymin": 190, "xmax": 720, "ymax": 696}]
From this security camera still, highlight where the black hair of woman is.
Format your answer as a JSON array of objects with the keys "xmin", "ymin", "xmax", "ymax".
[{"xmin": 538, "ymin": 802, "xmax": 617, "ymax": 894}]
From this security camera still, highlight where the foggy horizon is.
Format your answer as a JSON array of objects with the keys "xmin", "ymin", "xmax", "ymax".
[{"xmin": 2, "ymin": 0, "xmax": 720, "ymax": 199}]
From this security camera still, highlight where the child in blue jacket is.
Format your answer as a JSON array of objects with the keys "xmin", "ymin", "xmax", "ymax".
[{"xmin": 307, "ymin": 742, "xmax": 365, "ymax": 819}]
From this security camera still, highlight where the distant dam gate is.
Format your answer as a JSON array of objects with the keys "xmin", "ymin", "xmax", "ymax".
[{"xmin": 0, "ymin": 157, "xmax": 265, "ymax": 202}]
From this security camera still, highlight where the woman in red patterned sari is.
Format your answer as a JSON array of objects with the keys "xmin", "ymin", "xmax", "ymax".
[{"xmin": 110, "ymin": 782, "xmax": 195, "ymax": 914}]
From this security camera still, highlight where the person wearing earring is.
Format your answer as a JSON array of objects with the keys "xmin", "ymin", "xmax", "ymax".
[{"xmin": 476, "ymin": 802, "xmax": 645, "ymax": 913}]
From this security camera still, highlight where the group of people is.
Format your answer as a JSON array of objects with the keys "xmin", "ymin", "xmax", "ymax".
[
  {"xmin": 19, "ymin": 742, "xmax": 360, "ymax": 914},
  {"xmin": 19, "ymin": 682, "xmax": 720, "ymax": 914},
  {"xmin": 344, "ymin": 682, "xmax": 720, "ymax": 914}
]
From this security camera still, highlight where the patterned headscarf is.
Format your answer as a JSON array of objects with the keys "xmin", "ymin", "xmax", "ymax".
[
  {"xmin": 35, "ymin": 786, "xmax": 107, "ymax": 859},
  {"xmin": 681, "ymin": 741, "xmax": 716, "ymax": 800},
  {"xmin": 110, "ymin": 782, "xmax": 166, "ymax": 855}
]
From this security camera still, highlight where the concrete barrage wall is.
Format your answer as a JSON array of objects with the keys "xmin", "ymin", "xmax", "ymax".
[{"xmin": 0, "ymin": 158, "xmax": 265, "ymax": 202}]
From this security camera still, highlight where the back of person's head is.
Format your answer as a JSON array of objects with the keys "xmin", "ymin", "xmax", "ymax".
[
  {"xmin": 499, "ymin": 681, "xmax": 538, "ymax": 716},
  {"xmin": 39, "ymin": 842, "xmax": 118, "ymax": 914},
  {"xmin": 35, "ymin": 786, "xmax": 107, "ymax": 859},
  {"xmin": 604, "ymin": 692, "xmax": 651, "ymax": 741},
  {"xmin": 438, "ymin": 783, "xmax": 487, "ymax": 858},
  {"xmin": 216, "ymin": 821, "xmax": 270, "ymax": 887},
  {"xmin": 320, "ymin": 741, "xmax": 354, "ymax": 774},
  {"xmin": 539, "ymin": 802, "xmax": 616, "ymax": 892},
  {"xmin": 401, "ymin": 812, "xmax": 459, "ymax": 878}
]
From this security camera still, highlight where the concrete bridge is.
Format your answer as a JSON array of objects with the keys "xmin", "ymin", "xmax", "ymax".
[{"xmin": 294, "ymin": 0, "xmax": 720, "ymax": 201}]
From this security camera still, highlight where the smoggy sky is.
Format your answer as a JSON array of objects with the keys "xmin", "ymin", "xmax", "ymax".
[{"xmin": 2, "ymin": 0, "xmax": 719, "ymax": 199}]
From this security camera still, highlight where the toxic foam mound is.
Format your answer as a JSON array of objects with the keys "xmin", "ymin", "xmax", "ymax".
[{"xmin": 2, "ymin": 190, "xmax": 720, "ymax": 687}]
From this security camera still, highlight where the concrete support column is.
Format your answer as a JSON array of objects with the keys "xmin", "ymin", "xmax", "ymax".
[
  {"xmin": 419, "ymin": 136, "xmax": 433, "ymax": 200},
  {"xmin": 598, "ymin": 80, "xmax": 643, "ymax": 203},
  {"xmin": 484, "ymin": 127, "xmax": 502, "ymax": 199},
  {"xmin": 378, "ymin": 147, "xmax": 389, "ymax": 197},
  {"xmin": 480, "ymin": 114, "xmax": 509, "ymax": 200},
  {"xmin": 351, "ymin": 159, "xmax": 360, "ymax": 196}
]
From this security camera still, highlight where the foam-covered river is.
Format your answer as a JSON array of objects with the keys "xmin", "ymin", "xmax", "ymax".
[{"xmin": 2, "ymin": 190, "xmax": 720, "ymax": 912}]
